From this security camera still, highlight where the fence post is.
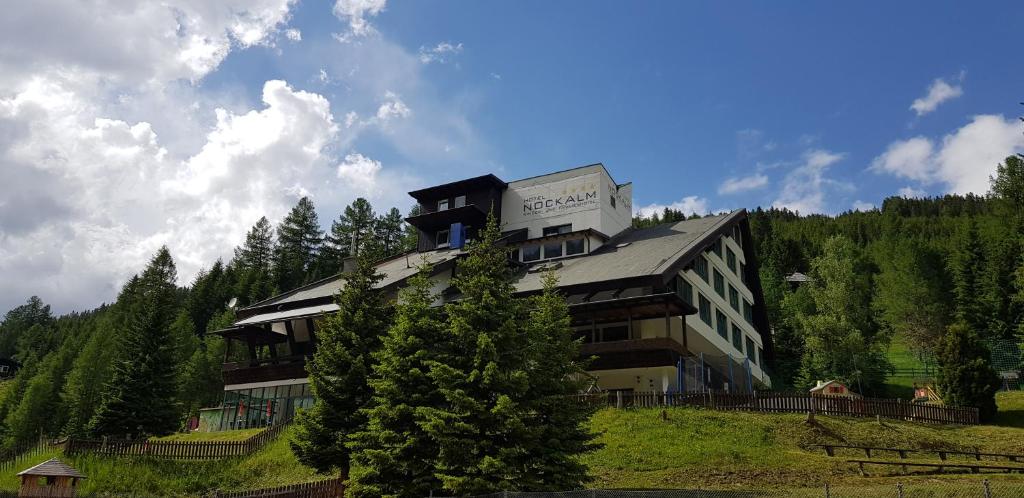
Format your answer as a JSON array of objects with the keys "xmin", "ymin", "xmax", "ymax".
[
  {"xmin": 824, "ymin": 482, "xmax": 830, "ymax": 498},
  {"xmin": 983, "ymin": 479, "xmax": 992, "ymax": 498},
  {"xmin": 896, "ymin": 482, "xmax": 903, "ymax": 498}
]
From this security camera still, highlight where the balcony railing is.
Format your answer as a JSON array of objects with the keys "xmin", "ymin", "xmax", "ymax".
[{"xmin": 223, "ymin": 356, "xmax": 308, "ymax": 386}]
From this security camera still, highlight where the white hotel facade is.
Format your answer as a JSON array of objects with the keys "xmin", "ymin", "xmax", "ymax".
[{"xmin": 211, "ymin": 164, "xmax": 773, "ymax": 429}]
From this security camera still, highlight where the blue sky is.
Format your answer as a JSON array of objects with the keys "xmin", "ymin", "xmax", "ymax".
[{"xmin": 1, "ymin": 0, "xmax": 1022, "ymax": 311}]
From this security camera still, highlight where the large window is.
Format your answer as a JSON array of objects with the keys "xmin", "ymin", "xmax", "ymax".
[
  {"xmin": 743, "ymin": 299, "xmax": 754, "ymax": 324},
  {"xmin": 694, "ymin": 255, "xmax": 709, "ymax": 282},
  {"xmin": 712, "ymin": 237, "xmax": 723, "ymax": 258},
  {"xmin": 543, "ymin": 224, "xmax": 572, "ymax": 236},
  {"xmin": 676, "ymin": 277, "xmax": 693, "ymax": 306},
  {"xmin": 522, "ymin": 245, "xmax": 541, "ymax": 262},
  {"xmin": 740, "ymin": 262, "xmax": 747, "ymax": 284},
  {"xmin": 565, "ymin": 238, "xmax": 585, "ymax": 255},
  {"xmin": 726, "ymin": 247, "xmax": 737, "ymax": 273},
  {"xmin": 698, "ymin": 293, "xmax": 712, "ymax": 326},
  {"xmin": 713, "ymin": 269, "xmax": 725, "ymax": 297},
  {"xmin": 731, "ymin": 323, "xmax": 743, "ymax": 352},
  {"xmin": 454, "ymin": 195, "xmax": 466, "ymax": 208},
  {"xmin": 715, "ymin": 309, "xmax": 728, "ymax": 339},
  {"xmin": 746, "ymin": 337, "xmax": 756, "ymax": 363},
  {"xmin": 435, "ymin": 229, "xmax": 450, "ymax": 248},
  {"xmin": 733, "ymin": 225, "xmax": 743, "ymax": 249},
  {"xmin": 729, "ymin": 285, "xmax": 739, "ymax": 311},
  {"xmin": 543, "ymin": 241, "xmax": 563, "ymax": 259},
  {"xmin": 437, "ymin": 199, "xmax": 449, "ymax": 211}
]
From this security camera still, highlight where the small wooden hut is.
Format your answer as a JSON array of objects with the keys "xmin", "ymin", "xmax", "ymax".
[{"xmin": 16, "ymin": 459, "xmax": 85, "ymax": 498}]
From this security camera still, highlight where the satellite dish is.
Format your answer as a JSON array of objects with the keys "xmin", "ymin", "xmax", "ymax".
[{"xmin": 227, "ymin": 297, "xmax": 238, "ymax": 309}]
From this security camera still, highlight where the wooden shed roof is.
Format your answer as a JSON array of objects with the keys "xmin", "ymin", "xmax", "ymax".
[{"xmin": 17, "ymin": 458, "xmax": 85, "ymax": 478}]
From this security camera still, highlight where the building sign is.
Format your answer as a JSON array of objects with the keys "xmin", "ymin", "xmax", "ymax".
[{"xmin": 521, "ymin": 184, "xmax": 598, "ymax": 218}]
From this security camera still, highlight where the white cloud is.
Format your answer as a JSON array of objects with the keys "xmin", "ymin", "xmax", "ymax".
[
  {"xmin": 910, "ymin": 76, "xmax": 963, "ymax": 116},
  {"xmin": 375, "ymin": 91, "xmax": 411, "ymax": 122},
  {"xmin": 772, "ymin": 149, "xmax": 846, "ymax": 214},
  {"xmin": 333, "ymin": 0, "xmax": 386, "ymax": 41},
  {"xmin": 897, "ymin": 186, "xmax": 927, "ymax": 198},
  {"xmin": 284, "ymin": 28, "xmax": 302, "ymax": 41},
  {"xmin": 852, "ymin": 200, "xmax": 875, "ymax": 212},
  {"xmin": 871, "ymin": 115, "xmax": 1024, "ymax": 194},
  {"xmin": 336, "ymin": 153, "xmax": 383, "ymax": 194},
  {"xmin": 635, "ymin": 196, "xmax": 709, "ymax": 218},
  {"xmin": 418, "ymin": 42, "xmax": 463, "ymax": 64},
  {"xmin": 718, "ymin": 173, "xmax": 768, "ymax": 195}
]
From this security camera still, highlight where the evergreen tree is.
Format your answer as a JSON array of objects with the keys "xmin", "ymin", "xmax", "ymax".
[
  {"xmin": 935, "ymin": 322, "xmax": 1001, "ymax": 422},
  {"xmin": 233, "ymin": 217, "xmax": 277, "ymax": 305},
  {"xmin": 400, "ymin": 204, "xmax": 422, "ymax": 252},
  {"xmin": 273, "ymin": 197, "xmax": 324, "ymax": 292},
  {"xmin": 422, "ymin": 214, "xmax": 534, "ymax": 495},
  {"xmin": 371, "ymin": 207, "xmax": 405, "ymax": 259},
  {"xmin": 186, "ymin": 260, "xmax": 229, "ymax": 336},
  {"xmin": 322, "ymin": 198, "xmax": 377, "ymax": 275},
  {"xmin": 291, "ymin": 257, "xmax": 390, "ymax": 477},
  {"xmin": 348, "ymin": 266, "xmax": 448, "ymax": 498},
  {"xmin": 989, "ymin": 155, "xmax": 1024, "ymax": 214},
  {"xmin": 872, "ymin": 239, "xmax": 951, "ymax": 357},
  {"xmin": 948, "ymin": 219, "xmax": 987, "ymax": 336},
  {"xmin": 89, "ymin": 247, "xmax": 182, "ymax": 437},
  {"xmin": 0, "ymin": 296, "xmax": 53, "ymax": 359},
  {"xmin": 980, "ymin": 235, "xmax": 1022, "ymax": 339}
]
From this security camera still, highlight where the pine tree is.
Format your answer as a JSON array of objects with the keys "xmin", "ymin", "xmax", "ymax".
[
  {"xmin": 400, "ymin": 204, "xmax": 422, "ymax": 252},
  {"xmin": 234, "ymin": 217, "xmax": 274, "ymax": 270},
  {"xmin": 422, "ymin": 213, "xmax": 533, "ymax": 495},
  {"xmin": 516, "ymin": 272, "xmax": 600, "ymax": 491},
  {"xmin": 948, "ymin": 219, "xmax": 987, "ymax": 336},
  {"xmin": 872, "ymin": 239, "xmax": 951, "ymax": 357},
  {"xmin": 273, "ymin": 197, "xmax": 324, "ymax": 292},
  {"xmin": 322, "ymin": 199, "xmax": 377, "ymax": 275},
  {"xmin": 233, "ymin": 217, "xmax": 277, "ymax": 305},
  {"xmin": 0, "ymin": 296, "xmax": 53, "ymax": 359},
  {"xmin": 89, "ymin": 247, "xmax": 182, "ymax": 437},
  {"xmin": 935, "ymin": 322, "xmax": 1001, "ymax": 422},
  {"xmin": 291, "ymin": 257, "xmax": 391, "ymax": 477},
  {"xmin": 348, "ymin": 266, "xmax": 448, "ymax": 498},
  {"xmin": 372, "ymin": 207, "xmax": 405, "ymax": 258}
]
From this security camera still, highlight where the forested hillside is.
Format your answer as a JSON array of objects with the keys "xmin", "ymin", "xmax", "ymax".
[{"xmin": 0, "ymin": 197, "xmax": 414, "ymax": 448}]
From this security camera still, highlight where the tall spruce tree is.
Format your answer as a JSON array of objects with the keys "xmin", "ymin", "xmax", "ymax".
[
  {"xmin": 372, "ymin": 207, "xmax": 405, "ymax": 259},
  {"xmin": 400, "ymin": 204, "xmax": 422, "ymax": 253},
  {"xmin": 89, "ymin": 247, "xmax": 182, "ymax": 437},
  {"xmin": 935, "ymin": 322, "xmax": 1001, "ymax": 422},
  {"xmin": 348, "ymin": 266, "xmax": 448, "ymax": 498},
  {"xmin": 422, "ymin": 213, "xmax": 534, "ymax": 495},
  {"xmin": 234, "ymin": 217, "xmax": 274, "ymax": 269},
  {"xmin": 274, "ymin": 197, "xmax": 324, "ymax": 292},
  {"xmin": 948, "ymin": 219, "xmax": 987, "ymax": 336},
  {"xmin": 872, "ymin": 239, "xmax": 951, "ymax": 357},
  {"xmin": 322, "ymin": 198, "xmax": 378, "ymax": 275},
  {"xmin": 291, "ymin": 257, "xmax": 391, "ymax": 477},
  {"xmin": 233, "ymin": 217, "xmax": 277, "ymax": 305}
]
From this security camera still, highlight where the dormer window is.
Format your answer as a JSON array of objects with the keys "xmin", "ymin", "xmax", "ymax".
[
  {"xmin": 454, "ymin": 195, "xmax": 466, "ymax": 208},
  {"xmin": 437, "ymin": 199, "xmax": 449, "ymax": 211}
]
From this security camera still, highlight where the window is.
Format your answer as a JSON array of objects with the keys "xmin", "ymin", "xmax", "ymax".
[
  {"xmin": 713, "ymin": 269, "xmax": 725, "ymax": 297},
  {"xmin": 740, "ymin": 262, "xmax": 747, "ymax": 284},
  {"xmin": 733, "ymin": 225, "xmax": 743, "ymax": 248},
  {"xmin": 676, "ymin": 277, "xmax": 693, "ymax": 306},
  {"xmin": 435, "ymin": 229, "xmax": 450, "ymax": 248},
  {"xmin": 543, "ymin": 224, "xmax": 572, "ymax": 236},
  {"xmin": 743, "ymin": 299, "xmax": 754, "ymax": 324},
  {"xmin": 509, "ymin": 248, "xmax": 520, "ymax": 262},
  {"xmin": 565, "ymin": 238, "xmax": 585, "ymax": 255},
  {"xmin": 698, "ymin": 294, "xmax": 712, "ymax": 326},
  {"xmin": 715, "ymin": 309, "xmax": 728, "ymax": 339},
  {"xmin": 746, "ymin": 337, "xmax": 756, "ymax": 363},
  {"xmin": 712, "ymin": 237, "xmax": 723, "ymax": 258},
  {"xmin": 522, "ymin": 245, "xmax": 541, "ymax": 262},
  {"xmin": 610, "ymin": 195, "xmax": 616, "ymax": 208},
  {"xmin": 732, "ymin": 324, "xmax": 743, "ymax": 352},
  {"xmin": 437, "ymin": 199, "xmax": 449, "ymax": 211},
  {"xmin": 726, "ymin": 247, "xmax": 737, "ymax": 273},
  {"xmin": 454, "ymin": 195, "xmax": 466, "ymax": 208},
  {"xmin": 758, "ymin": 347, "xmax": 764, "ymax": 367},
  {"xmin": 694, "ymin": 255, "xmax": 709, "ymax": 282},
  {"xmin": 602, "ymin": 325, "xmax": 629, "ymax": 342},
  {"xmin": 543, "ymin": 241, "xmax": 563, "ymax": 259},
  {"xmin": 729, "ymin": 285, "xmax": 739, "ymax": 311}
]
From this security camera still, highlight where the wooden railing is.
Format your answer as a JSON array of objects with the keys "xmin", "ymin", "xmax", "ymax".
[
  {"xmin": 816, "ymin": 444, "xmax": 1024, "ymax": 462},
  {"xmin": 212, "ymin": 478, "xmax": 344, "ymax": 498},
  {"xmin": 574, "ymin": 391, "xmax": 980, "ymax": 425},
  {"xmin": 64, "ymin": 419, "xmax": 291, "ymax": 459}
]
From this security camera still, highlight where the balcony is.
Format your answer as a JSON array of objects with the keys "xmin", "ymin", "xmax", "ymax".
[
  {"xmin": 579, "ymin": 337, "xmax": 688, "ymax": 371},
  {"xmin": 222, "ymin": 356, "xmax": 308, "ymax": 386}
]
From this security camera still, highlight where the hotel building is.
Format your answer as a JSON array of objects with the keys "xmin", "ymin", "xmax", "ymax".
[{"xmin": 210, "ymin": 164, "xmax": 773, "ymax": 429}]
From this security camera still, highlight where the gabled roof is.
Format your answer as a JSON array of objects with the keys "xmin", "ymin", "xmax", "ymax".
[{"xmin": 17, "ymin": 458, "xmax": 85, "ymax": 478}]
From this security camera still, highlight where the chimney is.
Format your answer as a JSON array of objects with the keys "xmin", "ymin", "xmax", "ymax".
[{"xmin": 342, "ymin": 256, "xmax": 358, "ymax": 273}]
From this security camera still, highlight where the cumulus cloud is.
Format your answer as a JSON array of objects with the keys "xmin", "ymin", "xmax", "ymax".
[
  {"xmin": 284, "ymin": 28, "xmax": 302, "ymax": 41},
  {"xmin": 635, "ymin": 196, "xmax": 710, "ymax": 218},
  {"xmin": 336, "ymin": 153, "xmax": 383, "ymax": 194},
  {"xmin": 375, "ymin": 91, "xmax": 411, "ymax": 122},
  {"xmin": 772, "ymin": 149, "xmax": 847, "ymax": 214},
  {"xmin": 718, "ymin": 174, "xmax": 768, "ymax": 195},
  {"xmin": 333, "ymin": 0, "xmax": 386, "ymax": 41},
  {"xmin": 870, "ymin": 115, "xmax": 1024, "ymax": 194},
  {"xmin": 910, "ymin": 76, "xmax": 963, "ymax": 116},
  {"xmin": 418, "ymin": 42, "xmax": 463, "ymax": 64}
]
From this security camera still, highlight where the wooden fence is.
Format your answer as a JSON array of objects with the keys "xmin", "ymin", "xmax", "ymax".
[
  {"xmin": 212, "ymin": 478, "xmax": 344, "ymax": 498},
  {"xmin": 0, "ymin": 437, "xmax": 62, "ymax": 471},
  {"xmin": 64, "ymin": 420, "xmax": 291, "ymax": 459},
  {"xmin": 575, "ymin": 391, "xmax": 980, "ymax": 425}
]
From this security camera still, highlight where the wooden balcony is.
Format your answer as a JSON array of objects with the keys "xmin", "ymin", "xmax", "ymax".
[
  {"xmin": 223, "ymin": 357, "xmax": 308, "ymax": 386},
  {"xmin": 579, "ymin": 337, "xmax": 688, "ymax": 371}
]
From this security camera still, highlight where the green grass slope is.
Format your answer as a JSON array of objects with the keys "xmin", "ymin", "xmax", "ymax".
[
  {"xmin": 0, "ymin": 426, "xmax": 321, "ymax": 496},
  {"xmin": 584, "ymin": 391, "xmax": 1024, "ymax": 490}
]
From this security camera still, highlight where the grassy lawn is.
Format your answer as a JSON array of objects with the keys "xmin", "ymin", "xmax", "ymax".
[
  {"xmin": 151, "ymin": 428, "xmax": 265, "ymax": 442},
  {"xmin": 993, "ymin": 391, "xmax": 1024, "ymax": 428},
  {"xmin": 585, "ymin": 393, "xmax": 1024, "ymax": 489},
  {"xmin": 881, "ymin": 334, "xmax": 934, "ymax": 399},
  {"xmin": 0, "ymin": 426, "xmax": 322, "ymax": 496}
]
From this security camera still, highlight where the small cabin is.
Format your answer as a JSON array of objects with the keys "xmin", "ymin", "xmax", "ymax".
[
  {"xmin": 809, "ymin": 380, "xmax": 861, "ymax": 399},
  {"xmin": 0, "ymin": 358, "xmax": 20, "ymax": 379},
  {"xmin": 16, "ymin": 459, "xmax": 85, "ymax": 498}
]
